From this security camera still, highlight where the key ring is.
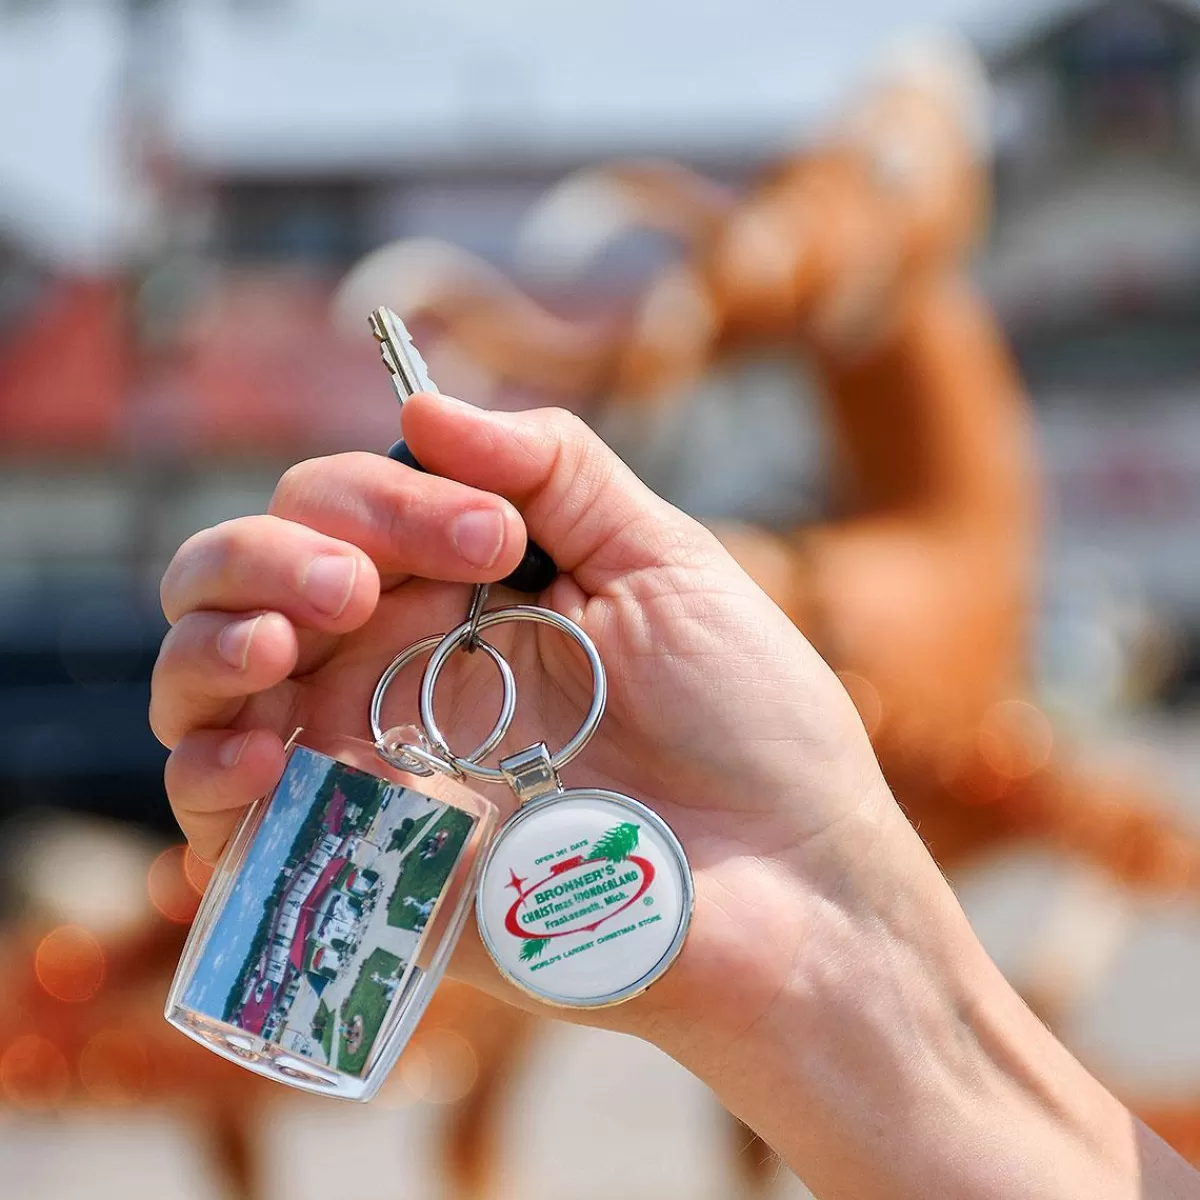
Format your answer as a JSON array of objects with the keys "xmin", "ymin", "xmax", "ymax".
[
  {"xmin": 369, "ymin": 632, "xmax": 517, "ymax": 774},
  {"xmin": 419, "ymin": 606, "xmax": 607, "ymax": 784}
]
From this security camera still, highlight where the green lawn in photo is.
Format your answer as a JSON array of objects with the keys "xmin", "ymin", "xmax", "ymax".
[
  {"xmin": 337, "ymin": 948, "xmax": 403, "ymax": 1076},
  {"xmin": 386, "ymin": 808, "xmax": 475, "ymax": 930}
]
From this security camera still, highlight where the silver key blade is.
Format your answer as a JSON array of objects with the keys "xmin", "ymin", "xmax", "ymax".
[{"xmin": 368, "ymin": 306, "xmax": 438, "ymax": 403}]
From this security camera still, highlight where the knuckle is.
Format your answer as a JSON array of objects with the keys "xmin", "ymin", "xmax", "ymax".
[
  {"xmin": 159, "ymin": 527, "xmax": 213, "ymax": 621},
  {"xmin": 148, "ymin": 622, "xmax": 204, "ymax": 749},
  {"xmin": 368, "ymin": 471, "xmax": 419, "ymax": 546},
  {"xmin": 539, "ymin": 406, "xmax": 593, "ymax": 448},
  {"xmin": 534, "ymin": 407, "xmax": 615, "ymax": 494},
  {"xmin": 162, "ymin": 746, "xmax": 191, "ymax": 804},
  {"xmin": 148, "ymin": 696, "xmax": 178, "ymax": 751},
  {"xmin": 269, "ymin": 459, "xmax": 319, "ymax": 517},
  {"xmin": 155, "ymin": 613, "xmax": 207, "ymax": 674},
  {"xmin": 149, "ymin": 652, "xmax": 184, "ymax": 750},
  {"xmin": 206, "ymin": 518, "xmax": 261, "ymax": 576},
  {"xmin": 160, "ymin": 519, "xmax": 257, "ymax": 621},
  {"xmin": 269, "ymin": 453, "xmax": 368, "ymax": 520}
]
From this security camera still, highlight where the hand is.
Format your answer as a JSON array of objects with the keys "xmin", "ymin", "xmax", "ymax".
[
  {"xmin": 152, "ymin": 392, "xmax": 902, "ymax": 1037},
  {"xmin": 152, "ymin": 393, "xmax": 1196, "ymax": 1199}
]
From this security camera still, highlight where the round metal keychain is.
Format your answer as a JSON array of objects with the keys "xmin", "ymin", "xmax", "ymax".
[
  {"xmin": 388, "ymin": 601, "xmax": 694, "ymax": 1009},
  {"xmin": 363, "ymin": 308, "xmax": 690, "ymax": 1003}
]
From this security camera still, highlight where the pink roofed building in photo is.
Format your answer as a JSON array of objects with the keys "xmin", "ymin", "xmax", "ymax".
[{"xmin": 231, "ymin": 785, "xmax": 365, "ymax": 1038}]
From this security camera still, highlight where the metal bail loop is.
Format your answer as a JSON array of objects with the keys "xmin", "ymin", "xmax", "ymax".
[
  {"xmin": 463, "ymin": 583, "xmax": 489, "ymax": 653},
  {"xmin": 499, "ymin": 742, "xmax": 563, "ymax": 805}
]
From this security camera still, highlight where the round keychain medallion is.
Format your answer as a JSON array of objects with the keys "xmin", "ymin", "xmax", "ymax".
[
  {"xmin": 412, "ymin": 604, "xmax": 694, "ymax": 1009},
  {"xmin": 476, "ymin": 787, "xmax": 692, "ymax": 1007}
]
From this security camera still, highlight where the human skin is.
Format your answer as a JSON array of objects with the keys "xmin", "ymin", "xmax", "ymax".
[{"xmin": 151, "ymin": 392, "xmax": 1199, "ymax": 1199}]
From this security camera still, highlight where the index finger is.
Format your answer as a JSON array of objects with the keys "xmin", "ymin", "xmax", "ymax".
[{"xmin": 268, "ymin": 451, "xmax": 529, "ymax": 588}]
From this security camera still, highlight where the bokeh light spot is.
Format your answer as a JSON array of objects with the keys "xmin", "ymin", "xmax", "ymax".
[
  {"xmin": 183, "ymin": 846, "xmax": 213, "ymax": 894},
  {"xmin": 1, "ymin": 1035, "xmax": 69, "ymax": 1109},
  {"xmin": 79, "ymin": 1030, "xmax": 149, "ymax": 1105},
  {"xmin": 395, "ymin": 1040, "xmax": 433, "ymax": 1102},
  {"xmin": 374, "ymin": 1066, "xmax": 418, "ymax": 1110},
  {"xmin": 148, "ymin": 845, "xmax": 201, "ymax": 923},
  {"xmin": 34, "ymin": 925, "xmax": 106, "ymax": 1003},
  {"xmin": 390, "ymin": 1029, "xmax": 479, "ymax": 1106},
  {"xmin": 977, "ymin": 699, "xmax": 1054, "ymax": 782},
  {"xmin": 409, "ymin": 1029, "xmax": 479, "ymax": 1105}
]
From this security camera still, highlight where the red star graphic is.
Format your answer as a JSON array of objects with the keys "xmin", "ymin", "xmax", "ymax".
[{"xmin": 506, "ymin": 867, "xmax": 528, "ymax": 896}]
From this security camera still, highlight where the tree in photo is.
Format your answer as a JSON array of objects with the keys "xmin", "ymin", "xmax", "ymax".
[
  {"xmin": 387, "ymin": 817, "xmax": 416, "ymax": 853},
  {"xmin": 312, "ymin": 999, "xmax": 335, "ymax": 1062}
]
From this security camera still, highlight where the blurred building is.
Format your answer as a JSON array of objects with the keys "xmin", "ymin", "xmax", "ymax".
[
  {"xmin": 984, "ymin": 0, "xmax": 1200, "ymax": 703},
  {"xmin": 2, "ymin": 0, "xmax": 1200, "ymax": 835}
]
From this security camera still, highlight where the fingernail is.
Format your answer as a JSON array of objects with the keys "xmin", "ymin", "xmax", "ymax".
[
  {"xmin": 217, "ymin": 615, "xmax": 263, "ymax": 670},
  {"xmin": 302, "ymin": 555, "xmax": 358, "ymax": 617},
  {"xmin": 218, "ymin": 731, "xmax": 252, "ymax": 770},
  {"xmin": 452, "ymin": 509, "xmax": 505, "ymax": 568}
]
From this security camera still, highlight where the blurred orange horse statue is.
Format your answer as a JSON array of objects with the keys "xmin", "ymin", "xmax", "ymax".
[{"xmin": 337, "ymin": 32, "xmax": 1200, "ymax": 1152}]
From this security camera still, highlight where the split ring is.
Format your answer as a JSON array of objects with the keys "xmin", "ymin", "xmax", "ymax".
[
  {"xmin": 369, "ymin": 633, "xmax": 517, "ymax": 770},
  {"xmin": 419, "ymin": 606, "xmax": 607, "ymax": 784}
]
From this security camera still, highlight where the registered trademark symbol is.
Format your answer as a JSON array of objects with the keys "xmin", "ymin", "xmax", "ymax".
[{"xmin": 643, "ymin": 896, "xmax": 654, "ymax": 906}]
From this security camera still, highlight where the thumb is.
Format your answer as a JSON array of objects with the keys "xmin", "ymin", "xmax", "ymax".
[{"xmin": 401, "ymin": 393, "xmax": 719, "ymax": 591}]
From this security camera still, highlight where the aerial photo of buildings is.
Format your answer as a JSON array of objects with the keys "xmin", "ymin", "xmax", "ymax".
[{"xmin": 183, "ymin": 746, "xmax": 475, "ymax": 1077}]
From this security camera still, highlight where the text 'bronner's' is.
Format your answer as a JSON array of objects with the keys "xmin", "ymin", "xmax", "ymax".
[{"xmin": 522, "ymin": 865, "xmax": 641, "ymax": 926}]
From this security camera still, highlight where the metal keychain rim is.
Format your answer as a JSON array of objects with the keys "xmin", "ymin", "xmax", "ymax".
[
  {"xmin": 420, "ymin": 605, "xmax": 607, "ymax": 784},
  {"xmin": 369, "ymin": 632, "xmax": 517, "ymax": 768},
  {"xmin": 474, "ymin": 786, "xmax": 694, "ymax": 1009}
]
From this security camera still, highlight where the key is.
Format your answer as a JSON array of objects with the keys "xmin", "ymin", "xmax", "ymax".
[{"xmin": 368, "ymin": 307, "xmax": 558, "ymax": 594}]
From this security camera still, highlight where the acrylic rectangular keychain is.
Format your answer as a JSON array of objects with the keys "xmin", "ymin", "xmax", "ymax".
[
  {"xmin": 164, "ymin": 309, "xmax": 692, "ymax": 1101},
  {"xmin": 164, "ymin": 727, "xmax": 498, "ymax": 1101}
]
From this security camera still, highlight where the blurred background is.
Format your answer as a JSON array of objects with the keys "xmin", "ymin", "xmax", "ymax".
[{"xmin": 3, "ymin": 0, "xmax": 1200, "ymax": 1197}]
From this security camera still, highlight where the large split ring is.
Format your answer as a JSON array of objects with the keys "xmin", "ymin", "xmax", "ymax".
[
  {"xmin": 369, "ymin": 632, "xmax": 517, "ymax": 773},
  {"xmin": 419, "ymin": 605, "xmax": 607, "ymax": 784}
]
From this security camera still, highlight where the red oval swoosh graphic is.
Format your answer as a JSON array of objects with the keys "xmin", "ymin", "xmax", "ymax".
[{"xmin": 505, "ymin": 855, "xmax": 656, "ymax": 939}]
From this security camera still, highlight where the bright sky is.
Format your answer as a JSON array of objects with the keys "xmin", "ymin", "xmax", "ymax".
[
  {"xmin": 0, "ymin": 0, "xmax": 1085, "ymax": 266},
  {"xmin": 183, "ymin": 745, "xmax": 332, "ymax": 1018}
]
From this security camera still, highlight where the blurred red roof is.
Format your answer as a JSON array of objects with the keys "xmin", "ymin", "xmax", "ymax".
[{"xmin": 0, "ymin": 269, "xmax": 399, "ymax": 457}]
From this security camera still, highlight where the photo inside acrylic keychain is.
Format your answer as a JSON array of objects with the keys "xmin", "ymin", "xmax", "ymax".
[{"xmin": 164, "ymin": 728, "xmax": 496, "ymax": 1102}]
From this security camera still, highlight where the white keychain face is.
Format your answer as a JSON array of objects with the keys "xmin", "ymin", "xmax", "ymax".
[{"xmin": 476, "ymin": 789, "xmax": 692, "ymax": 1007}]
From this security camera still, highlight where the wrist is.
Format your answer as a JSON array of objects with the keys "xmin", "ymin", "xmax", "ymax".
[{"xmin": 638, "ymin": 804, "xmax": 1143, "ymax": 1199}]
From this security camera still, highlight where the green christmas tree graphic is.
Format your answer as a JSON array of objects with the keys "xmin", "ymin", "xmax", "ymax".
[
  {"xmin": 590, "ymin": 822, "xmax": 640, "ymax": 862},
  {"xmin": 519, "ymin": 937, "xmax": 548, "ymax": 961}
]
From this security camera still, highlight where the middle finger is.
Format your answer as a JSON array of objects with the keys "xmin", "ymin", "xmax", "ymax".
[{"xmin": 161, "ymin": 514, "xmax": 381, "ymax": 628}]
